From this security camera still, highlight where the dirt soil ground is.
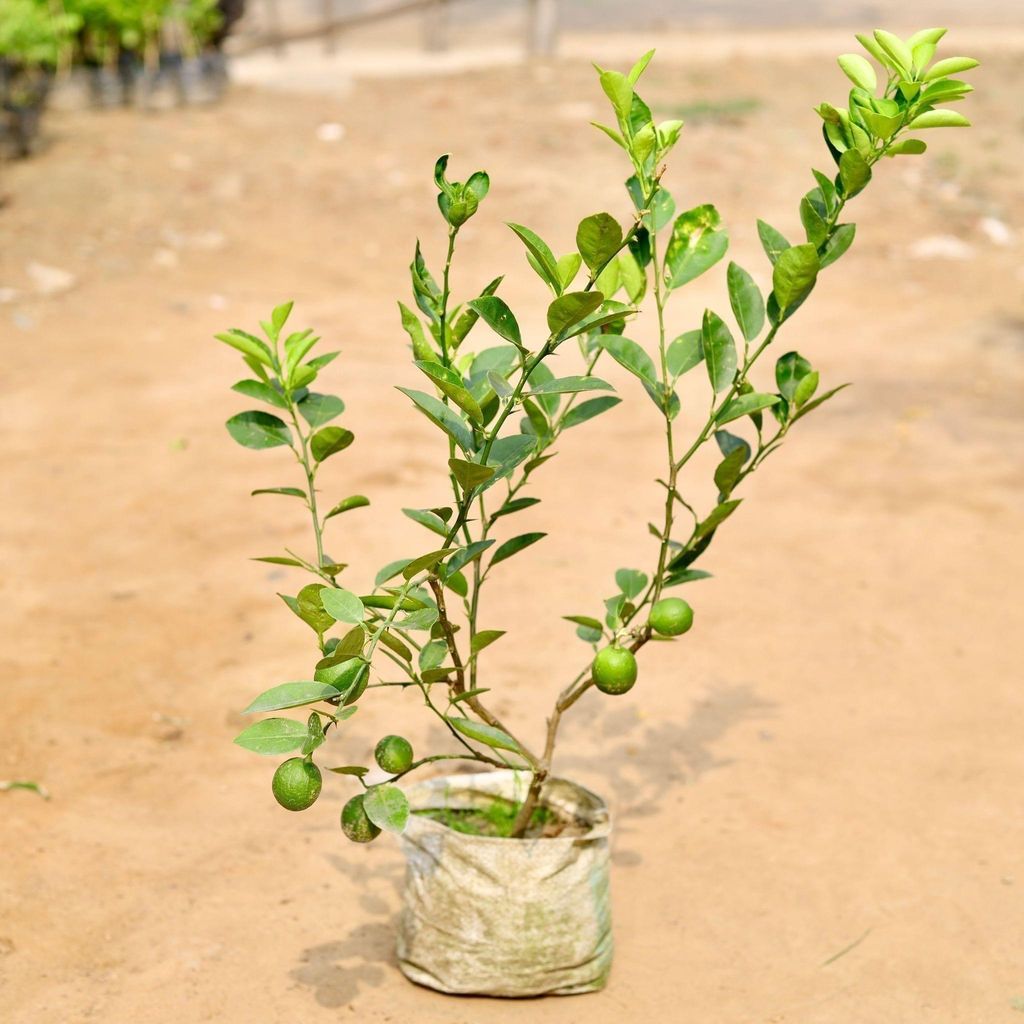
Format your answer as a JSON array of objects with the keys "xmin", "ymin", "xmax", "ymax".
[{"xmin": 2, "ymin": 23, "xmax": 1024, "ymax": 1024}]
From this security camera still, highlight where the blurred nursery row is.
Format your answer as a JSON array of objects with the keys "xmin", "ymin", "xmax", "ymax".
[{"xmin": 1, "ymin": 0, "xmax": 245, "ymax": 157}]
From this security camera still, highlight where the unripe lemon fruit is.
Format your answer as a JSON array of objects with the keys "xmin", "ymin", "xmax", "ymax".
[
  {"xmin": 649, "ymin": 597, "xmax": 694, "ymax": 637},
  {"xmin": 375, "ymin": 734, "xmax": 414, "ymax": 774},
  {"xmin": 592, "ymin": 645, "xmax": 638, "ymax": 695},
  {"xmin": 271, "ymin": 757, "xmax": 322, "ymax": 811},
  {"xmin": 341, "ymin": 794, "xmax": 381, "ymax": 843}
]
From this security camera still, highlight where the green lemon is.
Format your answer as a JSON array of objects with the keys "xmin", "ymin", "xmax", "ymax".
[
  {"xmin": 341, "ymin": 794, "xmax": 381, "ymax": 843},
  {"xmin": 592, "ymin": 645, "xmax": 638, "ymax": 695},
  {"xmin": 271, "ymin": 757, "xmax": 322, "ymax": 812},
  {"xmin": 374, "ymin": 734, "xmax": 414, "ymax": 774},
  {"xmin": 649, "ymin": 597, "xmax": 694, "ymax": 637}
]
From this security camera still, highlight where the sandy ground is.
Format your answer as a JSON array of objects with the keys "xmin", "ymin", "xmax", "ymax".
[{"xmin": 2, "ymin": 24, "xmax": 1024, "ymax": 1024}]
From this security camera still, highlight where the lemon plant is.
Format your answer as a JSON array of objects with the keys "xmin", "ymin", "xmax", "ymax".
[{"xmin": 221, "ymin": 28, "xmax": 976, "ymax": 840}]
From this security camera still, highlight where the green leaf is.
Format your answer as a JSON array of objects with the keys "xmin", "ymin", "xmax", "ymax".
[
  {"xmin": 292, "ymin": 583, "xmax": 334, "ymax": 635},
  {"xmin": 481, "ymin": 436, "xmax": 536, "ymax": 490},
  {"xmin": 393, "ymin": 607, "xmax": 439, "ymax": 632},
  {"xmin": 215, "ymin": 330, "xmax": 274, "ymax": 367},
  {"xmin": 665, "ymin": 204, "xmax": 729, "ymax": 289},
  {"xmin": 715, "ymin": 393, "xmax": 780, "ymax": 425},
  {"xmin": 251, "ymin": 487, "xmax": 306, "ymax": 499},
  {"xmin": 861, "ymin": 109, "xmax": 902, "ymax": 140},
  {"xmin": 563, "ymin": 614, "xmax": 603, "ymax": 632},
  {"xmin": 450, "ymin": 688, "xmax": 492, "ymax": 704},
  {"xmin": 837, "ymin": 53, "xmax": 877, "ymax": 91},
  {"xmin": 873, "ymin": 29, "xmax": 914, "ymax": 75},
  {"xmin": 557, "ymin": 253, "xmax": 581, "ymax": 290},
  {"xmin": 232, "ymin": 379, "xmax": 288, "ymax": 409},
  {"xmin": 839, "ymin": 149, "xmax": 872, "ymax": 197},
  {"xmin": 305, "ymin": 712, "xmax": 327, "ymax": 757},
  {"xmin": 562, "ymin": 304, "xmax": 637, "ymax": 341},
  {"xmin": 327, "ymin": 765, "xmax": 369, "ymax": 777},
  {"xmin": 615, "ymin": 568, "xmax": 648, "ymax": 599},
  {"xmin": 396, "ymin": 388, "xmax": 476, "ymax": 453},
  {"xmin": 402, "ymin": 549, "xmax": 451, "ymax": 580},
  {"xmin": 906, "ymin": 109, "xmax": 971, "ymax": 129},
  {"xmin": 225, "ymin": 411, "xmax": 292, "ymax": 450},
  {"xmin": 756, "ymin": 220, "xmax": 791, "ymax": 265},
  {"xmin": 471, "ymin": 629, "xmax": 505, "ymax": 654},
  {"xmin": 363, "ymin": 785, "xmax": 410, "ymax": 833},
  {"xmin": 726, "ymin": 262, "xmax": 765, "ymax": 342},
  {"xmin": 591, "ymin": 120, "xmax": 627, "ymax": 150},
  {"xmin": 702, "ymin": 311, "xmax": 737, "ymax": 394},
  {"xmin": 663, "ymin": 570, "xmax": 712, "ymax": 588},
  {"xmin": 923, "ymin": 56, "xmax": 979, "ymax": 81},
  {"xmin": 693, "ymin": 499, "xmax": 743, "ymax": 541},
  {"xmin": 667, "ymin": 330, "xmax": 703, "ymax": 378},
  {"xmin": 448, "ymin": 540, "xmax": 495, "ymax": 581},
  {"xmin": 378, "ymin": 630, "xmax": 413, "ymax": 663},
  {"xmin": 284, "ymin": 333, "xmax": 320, "ymax": 384},
  {"xmin": 791, "ymin": 383, "xmax": 851, "ymax": 421},
  {"xmin": 598, "ymin": 68, "xmax": 634, "ymax": 126},
  {"xmin": 793, "ymin": 370, "xmax": 820, "ymax": 407},
  {"xmin": 467, "ymin": 296, "xmax": 523, "ymax": 347},
  {"xmin": 562, "ymin": 396, "xmax": 621, "ymax": 429},
  {"xmin": 324, "ymin": 495, "xmax": 370, "ymax": 520},
  {"xmin": 597, "ymin": 335, "xmax": 657, "ymax": 387},
  {"xmin": 252, "ymin": 556, "xmax": 305, "ymax": 567},
  {"xmin": 243, "ymin": 681, "xmax": 342, "ymax": 714},
  {"xmin": 310, "ymin": 426, "xmax": 354, "ymax": 462},
  {"xmin": 819, "ymin": 224, "xmax": 856, "ymax": 269},
  {"xmin": 775, "ymin": 351, "xmax": 813, "ymax": 400},
  {"xmin": 314, "ymin": 657, "xmax": 367, "ymax": 692},
  {"xmin": 234, "ymin": 718, "xmax": 309, "ymax": 755},
  {"xmin": 399, "ymin": 301, "xmax": 434, "ymax": 361},
  {"xmin": 270, "ymin": 300, "xmax": 294, "ymax": 335},
  {"xmin": 529, "ymin": 376, "xmax": 614, "ymax": 396},
  {"xmin": 771, "ymin": 243, "xmax": 820, "ymax": 315},
  {"xmin": 319, "ymin": 588, "xmax": 365, "ymax": 625},
  {"xmin": 885, "ymin": 139, "xmax": 927, "ymax": 157},
  {"xmin": 547, "ymin": 291, "xmax": 606, "ymax": 336},
  {"xmin": 919, "ymin": 79, "xmax": 973, "ymax": 105},
  {"xmin": 507, "ymin": 223, "xmax": 562, "ymax": 293},
  {"xmin": 488, "ymin": 532, "xmax": 546, "ymax": 569},
  {"xmin": 419, "ymin": 639, "xmax": 448, "ymax": 672},
  {"xmin": 375, "ymin": 559, "xmax": 412, "ymax": 586},
  {"xmin": 448, "ymin": 717, "xmax": 523, "ymax": 754},
  {"xmin": 714, "ymin": 446, "xmax": 747, "ymax": 496},
  {"xmin": 298, "ymin": 393, "xmax": 346, "ymax": 428},
  {"xmin": 414, "ymin": 360, "xmax": 484, "ymax": 424},
  {"xmin": 403, "ymin": 507, "xmax": 448, "ymax": 537},
  {"xmin": 715, "ymin": 429, "xmax": 751, "ymax": 461},
  {"xmin": 800, "ymin": 195, "xmax": 829, "ymax": 247},
  {"xmin": 449, "ymin": 458, "xmax": 495, "ymax": 490},
  {"xmin": 627, "ymin": 48, "xmax": 655, "ymax": 84},
  {"xmin": 576, "ymin": 213, "xmax": 623, "ymax": 272}
]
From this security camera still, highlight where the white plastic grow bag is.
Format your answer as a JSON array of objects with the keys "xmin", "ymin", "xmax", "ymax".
[{"xmin": 396, "ymin": 769, "xmax": 613, "ymax": 997}]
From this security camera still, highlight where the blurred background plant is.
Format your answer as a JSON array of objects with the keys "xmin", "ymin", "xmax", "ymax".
[{"xmin": 1, "ymin": 0, "xmax": 226, "ymax": 158}]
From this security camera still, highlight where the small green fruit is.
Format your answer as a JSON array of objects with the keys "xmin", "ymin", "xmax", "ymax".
[
  {"xmin": 271, "ymin": 757, "xmax": 322, "ymax": 811},
  {"xmin": 649, "ymin": 597, "xmax": 694, "ymax": 637},
  {"xmin": 374, "ymin": 734, "xmax": 414, "ymax": 774},
  {"xmin": 341, "ymin": 794, "xmax": 381, "ymax": 843},
  {"xmin": 592, "ymin": 645, "xmax": 638, "ymax": 695}
]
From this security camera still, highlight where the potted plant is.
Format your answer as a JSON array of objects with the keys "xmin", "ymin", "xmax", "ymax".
[
  {"xmin": 0, "ymin": 0, "xmax": 73, "ymax": 156},
  {"xmin": 217, "ymin": 28, "xmax": 976, "ymax": 997}
]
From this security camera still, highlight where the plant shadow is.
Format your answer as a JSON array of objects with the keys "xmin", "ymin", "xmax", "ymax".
[
  {"xmin": 555, "ymin": 681, "xmax": 774, "ymax": 835},
  {"xmin": 291, "ymin": 858, "xmax": 404, "ymax": 1006},
  {"xmin": 290, "ymin": 920, "xmax": 395, "ymax": 1007}
]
